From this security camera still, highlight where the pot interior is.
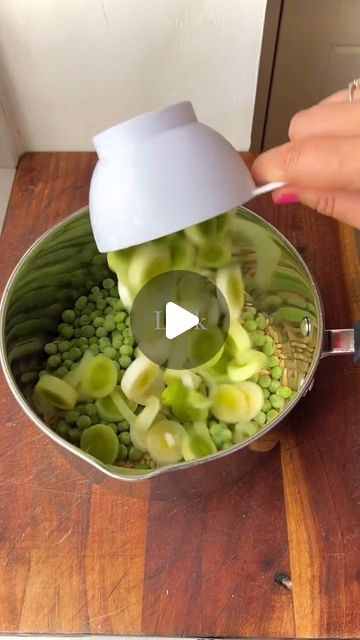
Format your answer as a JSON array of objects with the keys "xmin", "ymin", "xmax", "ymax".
[{"xmin": 0, "ymin": 207, "xmax": 323, "ymax": 480}]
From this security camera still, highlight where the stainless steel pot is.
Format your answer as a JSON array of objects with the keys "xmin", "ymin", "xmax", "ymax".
[{"xmin": 1, "ymin": 206, "xmax": 358, "ymax": 500}]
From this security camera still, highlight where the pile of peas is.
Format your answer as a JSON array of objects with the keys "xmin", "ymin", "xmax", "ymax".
[{"xmin": 40, "ymin": 278, "xmax": 148, "ymax": 467}]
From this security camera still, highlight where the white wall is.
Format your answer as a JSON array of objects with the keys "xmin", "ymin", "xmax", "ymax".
[{"xmin": 0, "ymin": 0, "xmax": 266, "ymax": 153}]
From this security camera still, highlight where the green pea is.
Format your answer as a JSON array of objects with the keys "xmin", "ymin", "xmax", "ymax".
[
  {"xmin": 263, "ymin": 342, "xmax": 274, "ymax": 357},
  {"xmin": 123, "ymin": 337, "xmax": 135, "ymax": 346},
  {"xmin": 266, "ymin": 409, "xmax": 279, "ymax": 421},
  {"xmin": 243, "ymin": 320, "xmax": 257, "ymax": 333},
  {"xmin": 112, "ymin": 335, "xmax": 123, "ymax": 349},
  {"xmin": 116, "ymin": 322, "xmax": 126, "ymax": 331},
  {"xmin": 252, "ymin": 333, "xmax": 266, "ymax": 347},
  {"xmin": 96, "ymin": 326, "xmax": 107, "ymax": 338},
  {"xmin": 55, "ymin": 366, "xmax": 68, "ymax": 378},
  {"xmin": 119, "ymin": 344, "xmax": 133, "ymax": 356},
  {"xmin": 96, "ymin": 299, "xmax": 107, "ymax": 310},
  {"xmin": 250, "ymin": 373, "xmax": 259, "ymax": 384},
  {"xmin": 79, "ymin": 315, "xmax": 89, "ymax": 327},
  {"xmin": 125, "ymin": 317, "xmax": 131, "ymax": 327},
  {"xmin": 59, "ymin": 324, "xmax": 74, "ymax": 339},
  {"xmin": 93, "ymin": 317, "xmax": 104, "ymax": 327},
  {"xmin": 123, "ymin": 327, "xmax": 132, "ymax": 337},
  {"xmin": 74, "ymin": 317, "xmax": 81, "ymax": 327},
  {"xmin": 267, "ymin": 355, "xmax": 280, "ymax": 368},
  {"xmin": 263, "ymin": 399, "xmax": 271, "ymax": 412},
  {"xmin": 277, "ymin": 385, "xmax": 292, "ymax": 399},
  {"xmin": 89, "ymin": 344, "xmax": 100, "ymax": 354},
  {"xmin": 109, "ymin": 287, "xmax": 119, "ymax": 298},
  {"xmin": 104, "ymin": 317, "xmax": 116, "ymax": 332},
  {"xmin": 255, "ymin": 410, "xmax": 266, "ymax": 426},
  {"xmin": 259, "ymin": 374, "xmax": 271, "ymax": 388},
  {"xmin": 262, "ymin": 388, "xmax": 270, "ymax": 399},
  {"xmin": 80, "ymin": 344, "xmax": 88, "ymax": 353},
  {"xmin": 89, "ymin": 310, "xmax": 102, "ymax": 321},
  {"xmin": 74, "ymin": 328, "xmax": 81, "ymax": 338},
  {"xmin": 270, "ymin": 394, "xmax": 285, "ymax": 410},
  {"xmin": 271, "ymin": 366, "xmax": 282, "ymax": 380},
  {"xmin": 80, "ymin": 325, "xmax": 95, "ymax": 338},
  {"xmin": 112, "ymin": 300, "xmax": 124, "ymax": 311},
  {"xmin": 117, "ymin": 443, "xmax": 128, "ymax": 460},
  {"xmin": 269, "ymin": 379, "xmax": 281, "ymax": 393},
  {"xmin": 103, "ymin": 278, "xmax": 115, "ymax": 289},
  {"xmin": 101, "ymin": 346, "xmax": 116, "ymax": 359},
  {"xmin": 63, "ymin": 359, "xmax": 73, "ymax": 370},
  {"xmin": 128, "ymin": 446, "xmax": 142, "ymax": 462},
  {"xmin": 243, "ymin": 308, "xmax": 256, "ymax": 320},
  {"xmin": 61, "ymin": 309, "xmax": 75, "ymax": 323},
  {"xmin": 119, "ymin": 355, "xmax": 132, "ymax": 369},
  {"xmin": 47, "ymin": 354, "xmax": 61, "ymax": 368},
  {"xmin": 44, "ymin": 342, "xmax": 58, "ymax": 355},
  {"xmin": 65, "ymin": 410, "xmax": 80, "ymax": 424},
  {"xmin": 68, "ymin": 346, "xmax": 82, "ymax": 361},
  {"xmin": 118, "ymin": 420, "xmax": 129, "ymax": 432},
  {"xmin": 56, "ymin": 421, "xmax": 69, "ymax": 437},
  {"xmin": 91, "ymin": 286, "xmax": 100, "ymax": 295},
  {"xmin": 114, "ymin": 311, "xmax": 126, "ymax": 323},
  {"xmin": 136, "ymin": 463, "xmax": 151, "ymax": 470},
  {"xmin": 84, "ymin": 303, "xmax": 95, "ymax": 313},
  {"xmin": 75, "ymin": 296, "xmax": 88, "ymax": 310},
  {"xmin": 256, "ymin": 314, "xmax": 267, "ymax": 330},
  {"xmin": 84, "ymin": 403, "xmax": 98, "ymax": 416},
  {"xmin": 58, "ymin": 340, "xmax": 71, "ymax": 353},
  {"xmin": 77, "ymin": 415, "xmax": 92, "ymax": 430},
  {"xmin": 68, "ymin": 427, "xmax": 81, "ymax": 442},
  {"xmin": 88, "ymin": 336, "xmax": 98, "ymax": 345},
  {"xmin": 119, "ymin": 431, "xmax": 131, "ymax": 445}
]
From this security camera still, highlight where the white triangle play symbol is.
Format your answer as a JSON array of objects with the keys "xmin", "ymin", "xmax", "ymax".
[{"xmin": 165, "ymin": 302, "xmax": 199, "ymax": 340}]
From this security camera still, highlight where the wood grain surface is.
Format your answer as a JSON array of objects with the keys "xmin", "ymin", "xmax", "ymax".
[{"xmin": 0, "ymin": 152, "xmax": 359, "ymax": 637}]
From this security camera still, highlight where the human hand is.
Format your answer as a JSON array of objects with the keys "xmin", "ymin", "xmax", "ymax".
[{"xmin": 251, "ymin": 88, "xmax": 360, "ymax": 227}]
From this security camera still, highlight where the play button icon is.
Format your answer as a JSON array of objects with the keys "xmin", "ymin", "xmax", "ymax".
[
  {"xmin": 130, "ymin": 270, "xmax": 230, "ymax": 370},
  {"xmin": 165, "ymin": 302, "xmax": 199, "ymax": 340}
]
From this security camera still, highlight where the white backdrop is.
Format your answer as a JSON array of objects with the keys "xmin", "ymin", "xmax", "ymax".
[{"xmin": 0, "ymin": 0, "xmax": 266, "ymax": 156}]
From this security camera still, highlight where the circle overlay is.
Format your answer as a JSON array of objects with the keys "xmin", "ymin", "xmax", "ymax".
[{"xmin": 130, "ymin": 270, "xmax": 230, "ymax": 370}]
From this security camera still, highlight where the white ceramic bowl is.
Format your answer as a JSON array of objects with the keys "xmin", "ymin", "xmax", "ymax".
[{"xmin": 89, "ymin": 102, "xmax": 283, "ymax": 252}]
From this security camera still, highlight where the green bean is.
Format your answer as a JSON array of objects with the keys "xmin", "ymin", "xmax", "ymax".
[
  {"xmin": 20, "ymin": 371, "xmax": 39, "ymax": 384},
  {"xmin": 9, "ymin": 338, "xmax": 45, "ymax": 364}
]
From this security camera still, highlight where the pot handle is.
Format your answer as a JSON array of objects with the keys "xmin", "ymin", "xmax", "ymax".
[{"xmin": 322, "ymin": 323, "xmax": 360, "ymax": 362}]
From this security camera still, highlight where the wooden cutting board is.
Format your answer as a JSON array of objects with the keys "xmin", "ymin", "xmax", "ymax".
[{"xmin": 0, "ymin": 152, "xmax": 359, "ymax": 637}]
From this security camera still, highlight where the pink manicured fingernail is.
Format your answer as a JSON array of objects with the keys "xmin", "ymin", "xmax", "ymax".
[{"xmin": 274, "ymin": 193, "xmax": 299, "ymax": 205}]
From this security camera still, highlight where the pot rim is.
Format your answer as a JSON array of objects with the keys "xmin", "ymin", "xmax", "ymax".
[{"xmin": 0, "ymin": 205, "xmax": 325, "ymax": 483}]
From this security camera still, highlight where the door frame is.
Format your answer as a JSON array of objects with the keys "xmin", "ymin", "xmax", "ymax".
[{"xmin": 251, "ymin": 0, "xmax": 284, "ymax": 151}]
